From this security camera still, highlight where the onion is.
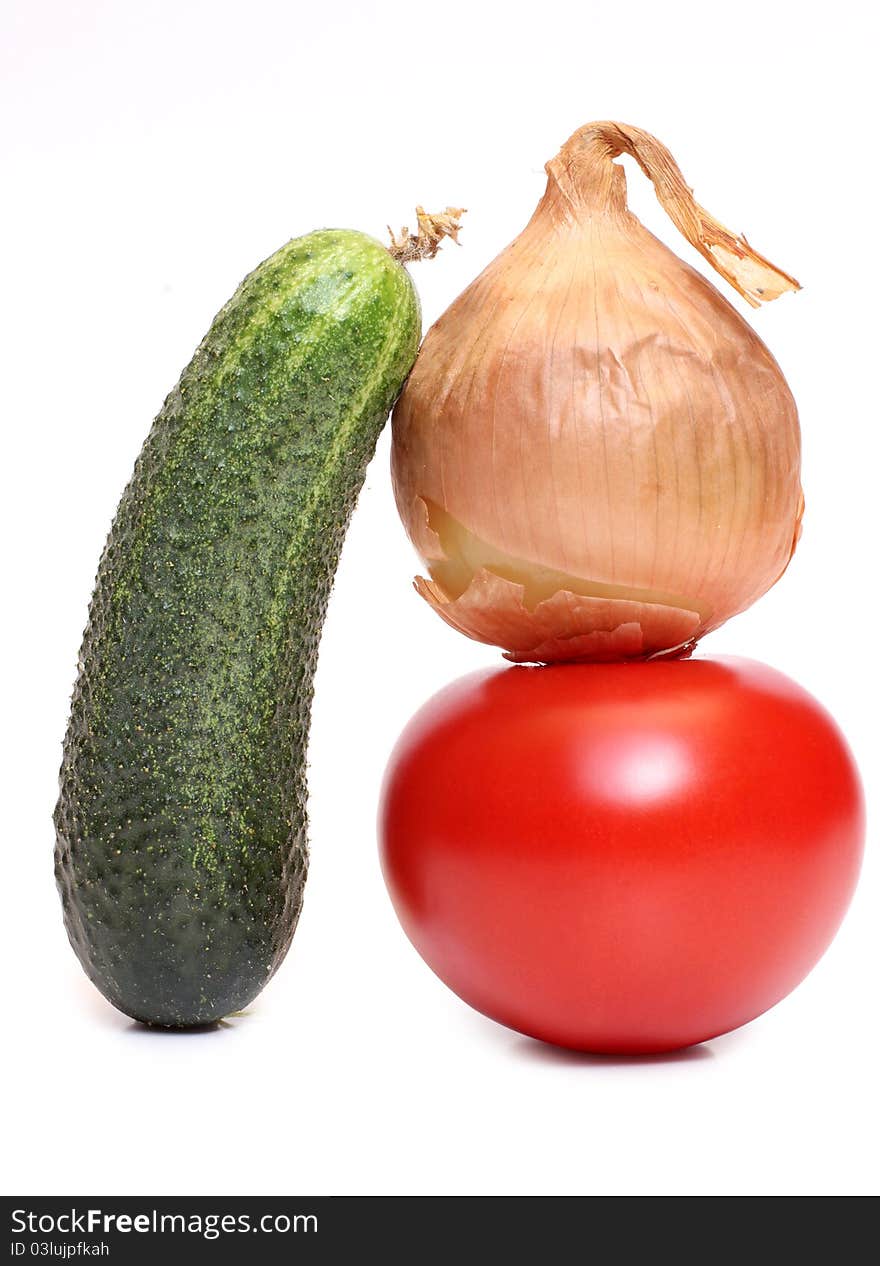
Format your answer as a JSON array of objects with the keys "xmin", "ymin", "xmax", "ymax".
[{"xmin": 391, "ymin": 122, "xmax": 803, "ymax": 662}]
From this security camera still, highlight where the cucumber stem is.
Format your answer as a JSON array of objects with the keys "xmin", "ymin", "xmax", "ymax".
[{"xmin": 388, "ymin": 206, "xmax": 465, "ymax": 263}]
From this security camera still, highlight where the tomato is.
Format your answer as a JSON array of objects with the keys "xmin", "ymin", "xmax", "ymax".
[{"xmin": 378, "ymin": 658, "xmax": 864, "ymax": 1054}]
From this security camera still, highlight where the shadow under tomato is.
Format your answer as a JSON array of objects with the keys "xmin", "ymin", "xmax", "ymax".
[{"xmin": 511, "ymin": 1035, "xmax": 716, "ymax": 1067}]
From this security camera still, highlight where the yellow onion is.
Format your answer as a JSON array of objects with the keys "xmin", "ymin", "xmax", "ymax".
[{"xmin": 391, "ymin": 122, "xmax": 803, "ymax": 662}]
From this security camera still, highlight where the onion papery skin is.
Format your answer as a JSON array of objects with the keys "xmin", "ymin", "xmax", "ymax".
[{"xmin": 391, "ymin": 124, "xmax": 803, "ymax": 663}]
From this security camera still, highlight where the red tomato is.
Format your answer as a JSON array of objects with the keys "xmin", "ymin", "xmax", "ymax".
[{"xmin": 379, "ymin": 658, "xmax": 864, "ymax": 1054}]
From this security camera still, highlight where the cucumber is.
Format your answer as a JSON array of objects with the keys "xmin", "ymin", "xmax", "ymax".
[{"xmin": 55, "ymin": 229, "xmax": 421, "ymax": 1027}]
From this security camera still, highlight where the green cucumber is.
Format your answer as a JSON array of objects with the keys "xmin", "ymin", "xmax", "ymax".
[{"xmin": 55, "ymin": 229, "xmax": 421, "ymax": 1027}]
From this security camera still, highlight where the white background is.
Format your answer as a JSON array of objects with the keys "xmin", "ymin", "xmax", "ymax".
[{"xmin": 3, "ymin": 0, "xmax": 877, "ymax": 1197}]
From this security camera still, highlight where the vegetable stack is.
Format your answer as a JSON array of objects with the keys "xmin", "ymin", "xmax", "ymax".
[{"xmin": 379, "ymin": 121, "xmax": 863, "ymax": 1054}]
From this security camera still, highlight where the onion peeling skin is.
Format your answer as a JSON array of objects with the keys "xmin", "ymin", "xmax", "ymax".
[{"xmin": 392, "ymin": 121, "xmax": 804, "ymax": 662}]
